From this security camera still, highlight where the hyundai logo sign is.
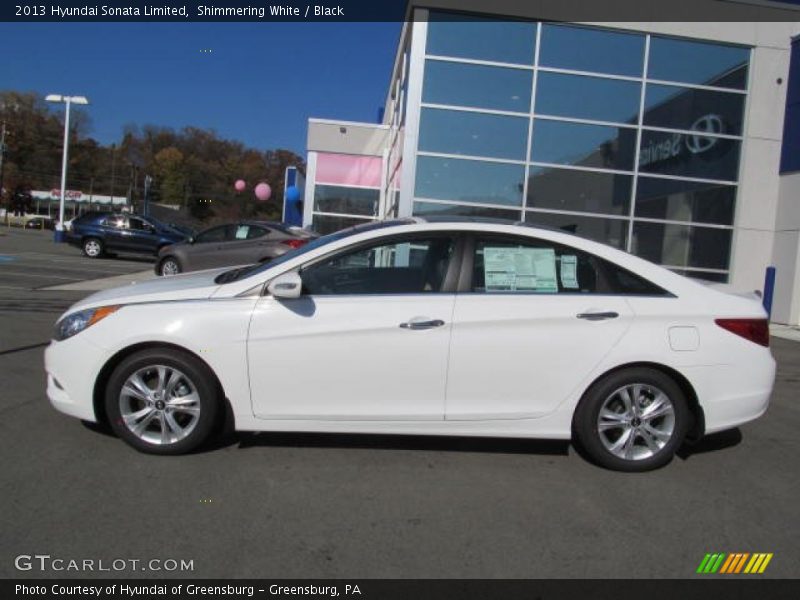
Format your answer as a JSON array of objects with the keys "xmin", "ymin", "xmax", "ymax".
[
  {"xmin": 639, "ymin": 114, "xmax": 726, "ymax": 167},
  {"xmin": 686, "ymin": 114, "xmax": 724, "ymax": 154}
]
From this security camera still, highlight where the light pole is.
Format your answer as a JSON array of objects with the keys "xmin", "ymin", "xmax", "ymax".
[{"xmin": 46, "ymin": 94, "xmax": 88, "ymax": 242}]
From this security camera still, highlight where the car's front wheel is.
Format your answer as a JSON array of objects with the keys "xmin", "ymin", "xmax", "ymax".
[
  {"xmin": 105, "ymin": 348, "xmax": 220, "ymax": 454},
  {"xmin": 82, "ymin": 237, "xmax": 104, "ymax": 258},
  {"xmin": 573, "ymin": 368, "xmax": 690, "ymax": 472},
  {"xmin": 159, "ymin": 256, "xmax": 182, "ymax": 276}
]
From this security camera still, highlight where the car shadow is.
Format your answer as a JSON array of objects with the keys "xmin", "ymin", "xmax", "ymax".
[
  {"xmin": 676, "ymin": 427, "xmax": 742, "ymax": 460},
  {"xmin": 82, "ymin": 419, "xmax": 742, "ymax": 461},
  {"xmin": 227, "ymin": 431, "xmax": 571, "ymax": 456},
  {"xmin": 100, "ymin": 253, "xmax": 155, "ymax": 264}
]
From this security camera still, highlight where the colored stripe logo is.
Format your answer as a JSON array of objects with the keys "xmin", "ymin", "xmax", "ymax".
[{"xmin": 697, "ymin": 553, "xmax": 773, "ymax": 574}]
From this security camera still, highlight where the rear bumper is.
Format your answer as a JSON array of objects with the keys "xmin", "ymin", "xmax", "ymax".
[{"xmin": 686, "ymin": 353, "xmax": 776, "ymax": 435}]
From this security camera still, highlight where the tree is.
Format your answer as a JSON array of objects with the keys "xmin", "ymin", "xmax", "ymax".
[
  {"xmin": 0, "ymin": 89, "xmax": 306, "ymax": 223},
  {"xmin": 153, "ymin": 146, "xmax": 186, "ymax": 206}
]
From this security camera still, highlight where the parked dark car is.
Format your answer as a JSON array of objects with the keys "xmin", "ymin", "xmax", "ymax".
[
  {"xmin": 156, "ymin": 221, "xmax": 317, "ymax": 276},
  {"xmin": 25, "ymin": 216, "xmax": 55, "ymax": 230},
  {"xmin": 68, "ymin": 213, "xmax": 189, "ymax": 258}
]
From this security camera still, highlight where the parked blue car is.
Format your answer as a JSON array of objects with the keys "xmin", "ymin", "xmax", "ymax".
[{"xmin": 67, "ymin": 213, "xmax": 189, "ymax": 258}]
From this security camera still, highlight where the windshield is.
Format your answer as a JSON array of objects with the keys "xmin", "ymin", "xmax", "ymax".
[{"xmin": 217, "ymin": 219, "xmax": 416, "ymax": 284}]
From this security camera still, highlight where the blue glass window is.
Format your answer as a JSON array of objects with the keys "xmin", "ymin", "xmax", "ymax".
[
  {"xmin": 530, "ymin": 119, "xmax": 637, "ymax": 171},
  {"xmin": 527, "ymin": 167, "xmax": 632, "ymax": 216},
  {"xmin": 419, "ymin": 108, "xmax": 528, "ymax": 160},
  {"xmin": 415, "ymin": 156, "xmax": 524, "ymax": 206},
  {"xmin": 314, "ymin": 185, "xmax": 380, "ymax": 217},
  {"xmin": 423, "ymin": 60, "xmax": 532, "ymax": 112},
  {"xmin": 635, "ymin": 177, "xmax": 736, "ymax": 226},
  {"xmin": 648, "ymin": 37, "xmax": 749, "ymax": 90},
  {"xmin": 638, "ymin": 129, "xmax": 741, "ymax": 182},
  {"xmin": 539, "ymin": 24, "xmax": 645, "ymax": 77},
  {"xmin": 312, "ymin": 215, "xmax": 373, "ymax": 236},
  {"xmin": 632, "ymin": 222, "xmax": 732, "ymax": 270},
  {"xmin": 524, "ymin": 211, "xmax": 628, "ymax": 250},
  {"xmin": 535, "ymin": 72, "xmax": 641, "ymax": 124},
  {"xmin": 426, "ymin": 12, "xmax": 536, "ymax": 65},
  {"xmin": 644, "ymin": 84, "xmax": 745, "ymax": 136},
  {"xmin": 413, "ymin": 201, "xmax": 520, "ymax": 221}
]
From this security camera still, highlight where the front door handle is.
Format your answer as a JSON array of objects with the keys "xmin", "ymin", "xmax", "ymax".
[
  {"xmin": 577, "ymin": 311, "xmax": 619, "ymax": 321},
  {"xmin": 399, "ymin": 319, "xmax": 445, "ymax": 330}
]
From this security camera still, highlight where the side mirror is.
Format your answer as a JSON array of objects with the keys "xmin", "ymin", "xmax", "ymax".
[{"xmin": 267, "ymin": 271, "xmax": 302, "ymax": 300}]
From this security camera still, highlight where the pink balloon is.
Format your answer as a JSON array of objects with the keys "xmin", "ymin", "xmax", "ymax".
[
  {"xmin": 254, "ymin": 182, "xmax": 272, "ymax": 202},
  {"xmin": 234, "ymin": 179, "xmax": 246, "ymax": 192}
]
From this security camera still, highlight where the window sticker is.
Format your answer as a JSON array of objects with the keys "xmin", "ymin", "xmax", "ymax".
[
  {"xmin": 483, "ymin": 246, "xmax": 558, "ymax": 292},
  {"xmin": 235, "ymin": 225, "xmax": 249, "ymax": 240},
  {"xmin": 560, "ymin": 254, "xmax": 580, "ymax": 289}
]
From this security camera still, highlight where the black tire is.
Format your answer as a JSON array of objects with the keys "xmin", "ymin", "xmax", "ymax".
[
  {"xmin": 159, "ymin": 256, "xmax": 182, "ymax": 276},
  {"xmin": 105, "ymin": 348, "xmax": 220, "ymax": 455},
  {"xmin": 573, "ymin": 367, "xmax": 690, "ymax": 472},
  {"xmin": 82, "ymin": 237, "xmax": 104, "ymax": 258}
]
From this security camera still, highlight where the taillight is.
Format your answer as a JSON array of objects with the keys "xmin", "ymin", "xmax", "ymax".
[
  {"xmin": 715, "ymin": 318, "xmax": 769, "ymax": 347},
  {"xmin": 281, "ymin": 239, "xmax": 307, "ymax": 249}
]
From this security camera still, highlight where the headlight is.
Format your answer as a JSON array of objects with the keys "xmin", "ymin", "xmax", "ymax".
[{"xmin": 53, "ymin": 306, "xmax": 120, "ymax": 341}]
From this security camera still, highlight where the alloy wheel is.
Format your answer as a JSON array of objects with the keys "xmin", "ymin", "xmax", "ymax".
[
  {"xmin": 119, "ymin": 365, "xmax": 200, "ymax": 445},
  {"xmin": 161, "ymin": 259, "xmax": 181, "ymax": 276},
  {"xmin": 596, "ymin": 383, "xmax": 676, "ymax": 461},
  {"xmin": 84, "ymin": 240, "xmax": 102, "ymax": 257}
]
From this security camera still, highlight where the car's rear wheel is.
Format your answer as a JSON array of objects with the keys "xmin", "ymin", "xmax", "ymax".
[
  {"xmin": 573, "ymin": 368, "xmax": 689, "ymax": 472},
  {"xmin": 82, "ymin": 237, "xmax": 104, "ymax": 258},
  {"xmin": 159, "ymin": 256, "xmax": 182, "ymax": 276},
  {"xmin": 105, "ymin": 348, "xmax": 220, "ymax": 454}
]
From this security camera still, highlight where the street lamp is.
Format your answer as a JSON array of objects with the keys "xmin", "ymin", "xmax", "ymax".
[{"xmin": 46, "ymin": 94, "xmax": 89, "ymax": 242}]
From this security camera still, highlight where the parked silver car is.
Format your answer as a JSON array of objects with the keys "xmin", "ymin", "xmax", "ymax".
[{"xmin": 155, "ymin": 221, "xmax": 317, "ymax": 276}]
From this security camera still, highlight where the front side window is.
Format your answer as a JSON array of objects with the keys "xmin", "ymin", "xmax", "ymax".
[
  {"xmin": 195, "ymin": 226, "xmax": 230, "ymax": 243},
  {"xmin": 471, "ymin": 235, "xmax": 667, "ymax": 296},
  {"xmin": 301, "ymin": 236, "xmax": 456, "ymax": 295}
]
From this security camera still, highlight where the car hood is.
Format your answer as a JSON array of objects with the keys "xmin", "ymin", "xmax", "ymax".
[{"xmin": 67, "ymin": 268, "xmax": 230, "ymax": 313}]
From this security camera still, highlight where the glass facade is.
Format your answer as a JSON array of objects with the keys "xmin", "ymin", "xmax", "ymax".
[
  {"xmin": 413, "ymin": 16, "xmax": 751, "ymax": 281},
  {"xmin": 310, "ymin": 153, "xmax": 384, "ymax": 234}
]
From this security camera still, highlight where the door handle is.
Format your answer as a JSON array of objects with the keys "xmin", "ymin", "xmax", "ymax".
[
  {"xmin": 399, "ymin": 319, "xmax": 445, "ymax": 330},
  {"xmin": 576, "ymin": 311, "xmax": 619, "ymax": 321}
]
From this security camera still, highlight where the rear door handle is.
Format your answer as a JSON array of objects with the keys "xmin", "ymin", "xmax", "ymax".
[
  {"xmin": 399, "ymin": 319, "xmax": 445, "ymax": 330},
  {"xmin": 577, "ymin": 311, "xmax": 619, "ymax": 321}
]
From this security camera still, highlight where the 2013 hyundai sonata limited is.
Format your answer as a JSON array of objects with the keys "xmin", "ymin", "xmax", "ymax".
[{"xmin": 45, "ymin": 218, "xmax": 776, "ymax": 471}]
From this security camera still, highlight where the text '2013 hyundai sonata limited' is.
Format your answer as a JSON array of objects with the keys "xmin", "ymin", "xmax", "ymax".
[{"xmin": 45, "ymin": 218, "xmax": 776, "ymax": 471}]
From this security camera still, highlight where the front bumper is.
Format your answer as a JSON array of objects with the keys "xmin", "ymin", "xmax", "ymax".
[{"xmin": 44, "ymin": 335, "xmax": 110, "ymax": 423}]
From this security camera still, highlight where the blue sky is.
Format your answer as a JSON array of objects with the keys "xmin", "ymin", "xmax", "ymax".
[{"xmin": 0, "ymin": 22, "xmax": 402, "ymax": 155}]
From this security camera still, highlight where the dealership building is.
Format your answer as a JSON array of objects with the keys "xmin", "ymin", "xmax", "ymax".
[{"xmin": 302, "ymin": 0, "xmax": 800, "ymax": 325}]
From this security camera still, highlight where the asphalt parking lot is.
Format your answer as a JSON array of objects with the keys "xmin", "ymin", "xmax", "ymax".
[{"xmin": 0, "ymin": 227, "xmax": 798, "ymax": 579}]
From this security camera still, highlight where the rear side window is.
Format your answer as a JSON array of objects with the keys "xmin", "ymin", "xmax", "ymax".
[
  {"xmin": 232, "ymin": 225, "xmax": 269, "ymax": 240},
  {"xmin": 101, "ymin": 216, "xmax": 125, "ymax": 229},
  {"xmin": 127, "ymin": 217, "xmax": 151, "ymax": 231},
  {"xmin": 471, "ymin": 236, "xmax": 668, "ymax": 295}
]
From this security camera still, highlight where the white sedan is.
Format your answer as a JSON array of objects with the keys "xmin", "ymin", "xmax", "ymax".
[{"xmin": 45, "ymin": 218, "xmax": 775, "ymax": 471}]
